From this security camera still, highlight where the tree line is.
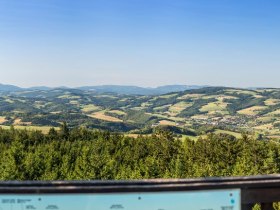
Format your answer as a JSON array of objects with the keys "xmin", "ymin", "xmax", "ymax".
[{"xmin": 0, "ymin": 124, "xmax": 279, "ymax": 180}]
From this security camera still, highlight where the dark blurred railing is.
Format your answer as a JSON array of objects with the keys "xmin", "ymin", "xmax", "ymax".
[{"xmin": 1, "ymin": 175, "xmax": 280, "ymax": 210}]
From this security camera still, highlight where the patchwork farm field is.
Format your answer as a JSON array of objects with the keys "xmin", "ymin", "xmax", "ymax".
[
  {"xmin": 0, "ymin": 125, "xmax": 59, "ymax": 134},
  {"xmin": 88, "ymin": 112, "xmax": 123, "ymax": 122},
  {"xmin": 0, "ymin": 86, "xmax": 280, "ymax": 140}
]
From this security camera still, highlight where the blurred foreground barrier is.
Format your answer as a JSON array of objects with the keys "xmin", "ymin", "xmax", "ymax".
[{"xmin": 0, "ymin": 175, "xmax": 280, "ymax": 210}]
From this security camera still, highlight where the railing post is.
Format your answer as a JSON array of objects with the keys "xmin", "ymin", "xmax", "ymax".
[
  {"xmin": 261, "ymin": 203, "xmax": 274, "ymax": 210},
  {"xmin": 242, "ymin": 204, "xmax": 254, "ymax": 210}
]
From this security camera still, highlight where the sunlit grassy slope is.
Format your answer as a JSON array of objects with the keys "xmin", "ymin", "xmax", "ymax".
[{"xmin": 0, "ymin": 87, "xmax": 280, "ymax": 139}]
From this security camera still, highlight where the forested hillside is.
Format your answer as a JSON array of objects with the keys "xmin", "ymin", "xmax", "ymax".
[
  {"xmin": 0, "ymin": 126, "xmax": 278, "ymax": 180},
  {"xmin": 1, "ymin": 87, "xmax": 280, "ymax": 139}
]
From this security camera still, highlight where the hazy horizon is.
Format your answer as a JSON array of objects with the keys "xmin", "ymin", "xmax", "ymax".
[
  {"xmin": 1, "ymin": 82, "xmax": 279, "ymax": 90},
  {"xmin": 1, "ymin": 0, "xmax": 280, "ymax": 88}
]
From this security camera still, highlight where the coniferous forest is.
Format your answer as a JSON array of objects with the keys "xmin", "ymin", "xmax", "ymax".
[{"xmin": 0, "ymin": 124, "xmax": 278, "ymax": 181}]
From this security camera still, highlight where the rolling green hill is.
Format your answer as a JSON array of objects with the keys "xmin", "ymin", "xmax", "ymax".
[{"xmin": 1, "ymin": 87, "xmax": 280, "ymax": 139}]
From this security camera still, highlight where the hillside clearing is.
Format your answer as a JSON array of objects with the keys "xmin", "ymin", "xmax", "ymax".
[
  {"xmin": 58, "ymin": 95, "xmax": 81, "ymax": 99},
  {"xmin": 214, "ymin": 129, "xmax": 243, "ymax": 138},
  {"xmin": 237, "ymin": 106, "xmax": 267, "ymax": 116},
  {"xmin": 13, "ymin": 118, "xmax": 22, "ymax": 125},
  {"xmin": 266, "ymin": 109, "xmax": 280, "ymax": 116},
  {"xmin": 88, "ymin": 112, "xmax": 123, "ymax": 122},
  {"xmin": 107, "ymin": 110, "xmax": 126, "ymax": 116},
  {"xmin": 0, "ymin": 117, "xmax": 7, "ymax": 124},
  {"xmin": 265, "ymin": 99, "xmax": 280, "ymax": 106},
  {"xmin": 200, "ymin": 102, "xmax": 228, "ymax": 113},
  {"xmin": 225, "ymin": 89, "xmax": 258, "ymax": 96},
  {"xmin": 0, "ymin": 125, "xmax": 59, "ymax": 134},
  {"xmin": 159, "ymin": 120, "xmax": 176, "ymax": 126},
  {"xmin": 81, "ymin": 104, "xmax": 101, "ymax": 113},
  {"xmin": 159, "ymin": 93, "xmax": 178, "ymax": 98},
  {"xmin": 169, "ymin": 102, "xmax": 192, "ymax": 115}
]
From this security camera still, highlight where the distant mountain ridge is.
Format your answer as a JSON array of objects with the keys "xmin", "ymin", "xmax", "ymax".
[
  {"xmin": 77, "ymin": 85, "xmax": 206, "ymax": 95},
  {"xmin": 1, "ymin": 86, "xmax": 280, "ymax": 139},
  {"xmin": 0, "ymin": 84, "xmax": 22, "ymax": 92},
  {"xmin": 0, "ymin": 84, "xmax": 206, "ymax": 95}
]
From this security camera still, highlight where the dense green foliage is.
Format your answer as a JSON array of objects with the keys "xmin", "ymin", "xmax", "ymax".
[{"xmin": 0, "ymin": 126, "xmax": 279, "ymax": 181}]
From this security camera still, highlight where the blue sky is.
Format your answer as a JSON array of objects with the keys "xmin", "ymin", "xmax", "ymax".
[{"xmin": 0, "ymin": 0, "xmax": 280, "ymax": 88}]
